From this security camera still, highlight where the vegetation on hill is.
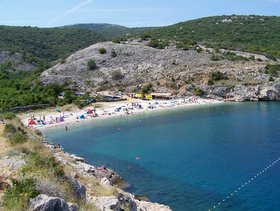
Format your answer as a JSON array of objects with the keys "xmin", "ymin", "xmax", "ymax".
[
  {"xmin": 0, "ymin": 70, "xmax": 92, "ymax": 111},
  {"xmin": 139, "ymin": 15, "xmax": 280, "ymax": 59},
  {"xmin": 0, "ymin": 26, "xmax": 105, "ymax": 62}
]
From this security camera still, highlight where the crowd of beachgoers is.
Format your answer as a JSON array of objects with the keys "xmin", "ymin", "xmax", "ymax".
[{"xmin": 21, "ymin": 97, "xmax": 222, "ymax": 129}]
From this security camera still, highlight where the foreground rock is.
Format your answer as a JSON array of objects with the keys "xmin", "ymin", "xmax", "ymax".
[{"xmin": 29, "ymin": 194, "xmax": 78, "ymax": 211}]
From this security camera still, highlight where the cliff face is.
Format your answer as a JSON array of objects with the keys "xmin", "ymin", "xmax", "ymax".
[{"xmin": 41, "ymin": 41, "xmax": 280, "ymax": 101}]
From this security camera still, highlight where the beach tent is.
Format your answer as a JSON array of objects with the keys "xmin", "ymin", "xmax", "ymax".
[
  {"xmin": 79, "ymin": 115, "xmax": 85, "ymax": 119},
  {"xmin": 28, "ymin": 119, "xmax": 37, "ymax": 125},
  {"xmin": 87, "ymin": 109, "xmax": 93, "ymax": 114}
]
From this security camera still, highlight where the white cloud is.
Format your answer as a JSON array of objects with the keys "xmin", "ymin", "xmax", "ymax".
[{"xmin": 49, "ymin": 0, "xmax": 94, "ymax": 25}]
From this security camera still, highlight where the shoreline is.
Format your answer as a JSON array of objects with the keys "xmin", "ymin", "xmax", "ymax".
[{"xmin": 19, "ymin": 97, "xmax": 225, "ymax": 131}]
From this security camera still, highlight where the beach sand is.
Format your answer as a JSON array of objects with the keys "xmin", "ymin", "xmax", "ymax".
[{"xmin": 19, "ymin": 97, "xmax": 224, "ymax": 130}]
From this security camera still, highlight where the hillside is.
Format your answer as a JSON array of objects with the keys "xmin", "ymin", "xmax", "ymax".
[
  {"xmin": 65, "ymin": 23, "xmax": 132, "ymax": 40},
  {"xmin": 41, "ymin": 41, "xmax": 280, "ymax": 101},
  {"xmin": 0, "ymin": 26, "xmax": 105, "ymax": 62},
  {"xmin": 0, "ymin": 15, "xmax": 279, "ymax": 64},
  {"xmin": 136, "ymin": 15, "xmax": 280, "ymax": 59}
]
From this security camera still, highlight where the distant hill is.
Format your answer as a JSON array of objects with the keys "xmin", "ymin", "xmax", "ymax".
[
  {"xmin": 0, "ymin": 26, "xmax": 105, "ymax": 62},
  {"xmin": 136, "ymin": 15, "xmax": 280, "ymax": 59},
  {"xmin": 0, "ymin": 15, "xmax": 279, "ymax": 65},
  {"xmin": 64, "ymin": 23, "xmax": 132, "ymax": 40}
]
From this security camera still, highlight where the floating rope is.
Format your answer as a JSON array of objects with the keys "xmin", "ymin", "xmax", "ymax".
[{"xmin": 209, "ymin": 157, "xmax": 280, "ymax": 211}]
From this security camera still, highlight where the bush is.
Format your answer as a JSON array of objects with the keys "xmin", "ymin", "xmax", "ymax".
[
  {"xmin": 194, "ymin": 88, "xmax": 205, "ymax": 96},
  {"xmin": 2, "ymin": 112, "xmax": 16, "ymax": 120},
  {"xmin": 87, "ymin": 60, "xmax": 97, "ymax": 70},
  {"xmin": 208, "ymin": 79, "xmax": 214, "ymax": 85},
  {"xmin": 4, "ymin": 123, "xmax": 17, "ymax": 134},
  {"xmin": 142, "ymin": 83, "xmax": 153, "ymax": 94},
  {"xmin": 22, "ymin": 152, "xmax": 64, "ymax": 178},
  {"xmin": 8, "ymin": 131, "xmax": 28, "ymax": 145},
  {"xmin": 210, "ymin": 71, "xmax": 228, "ymax": 81},
  {"xmin": 264, "ymin": 64, "xmax": 279, "ymax": 77},
  {"xmin": 111, "ymin": 70, "xmax": 124, "ymax": 81},
  {"xmin": 269, "ymin": 76, "xmax": 274, "ymax": 81},
  {"xmin": 2, "ymin": 178, "xmax": 39, "ymax": 209},
  {"xmin": 98, "ymin": 48, "xmax": 107, "ymax": 54},
  {"xmin": 111, "ymin": 49, "xmax": 117, "ymax": 58}
]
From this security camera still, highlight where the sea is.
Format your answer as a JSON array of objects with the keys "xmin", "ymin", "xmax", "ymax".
[{"xmin": 43, "ymin": 102, "xmax": 280, "ymax": 211}]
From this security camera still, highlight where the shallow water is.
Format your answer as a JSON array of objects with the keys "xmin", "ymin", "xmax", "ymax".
[{"xmin": 43, "ymin": 102, "xmax": 280, "ymax": 211}]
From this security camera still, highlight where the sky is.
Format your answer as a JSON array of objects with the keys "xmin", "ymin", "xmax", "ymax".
[{"xmin": 0, "ymin": 0, "xmax": 279, "ymax": 27}]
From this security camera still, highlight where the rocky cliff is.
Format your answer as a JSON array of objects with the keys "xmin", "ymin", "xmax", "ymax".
[{"xmin": 41, "ymin": 41, "xmax": 280, "ymax": 101}]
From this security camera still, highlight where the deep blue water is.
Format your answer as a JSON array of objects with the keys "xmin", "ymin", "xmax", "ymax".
[{"xmin": 43, "ymin": 102, "xmax": 280, "ymax": 211}]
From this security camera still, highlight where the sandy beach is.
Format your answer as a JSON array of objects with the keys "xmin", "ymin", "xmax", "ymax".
[{"xmin": 19, "ymin": 97, "xmax": 223, "ymax": 130}]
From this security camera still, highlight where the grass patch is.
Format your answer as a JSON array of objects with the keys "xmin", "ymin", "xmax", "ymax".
[
  {"xmin": 2, "ymin": 178, "xmax": 39, "ymax": 210},
  {"xmin": 22, "ymin": 152, "xmax": 64, "ymax": 178},
  {"xmin": 4, "ymin": 123, "xmax": 28, "ymax": 146},
  {"xmin": 1, "ymin": 112, "xmax": 16, "ymax": 120}
]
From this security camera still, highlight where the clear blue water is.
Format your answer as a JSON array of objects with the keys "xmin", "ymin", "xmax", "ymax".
[{"xmin": 43, "ymin": 102, "xmax": 280, "ymax": 211}]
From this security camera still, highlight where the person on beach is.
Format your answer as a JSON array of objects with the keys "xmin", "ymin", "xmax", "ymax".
[{"xmin": 65, "ymin": 125, "xmax": 68, "ymax": 131}]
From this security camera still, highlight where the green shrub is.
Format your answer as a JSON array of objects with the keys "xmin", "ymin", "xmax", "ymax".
[
  {"xmin": 4, "ymin": 123, "xmax": 17, "ymax": 134},
  {"xmin": 210, "ymin": 71, "xmax": 228, "ymax": 81},
  {"xmin": 140, "ymin": 33, "xmax": 150, "ymax": 41},
  {"xmin": 87, "ymin": 59, "xmax": 97, "ymax": 70},
  {"xmin": 264, "ymin": 64, "xmax": 279, "ymax": 77},
  {"xmin": 194, "ymin": 88, "xmax": 205, "ymax": 96},
  {"xmin": 111, "ymin": 70, "xmax": 124, "ymax": 81},
  {"xmin": 2, "ymin": 112, "xmax": 16, "ymax": 120},
  {"xmin": 8, "ymin": 131, "xmax": 28, "ymax": 145},
  {"xmin": 111, "ymin": 49, "xmax": 117, "ymax": 58},
  {"xmin": 2, "ymin": 178, "xmax": 39, "ymax": 209},
  {"xmin": 98, "ymin": 48, "xmax": 107, "ymax": 54},
  {"xmin": 208, "ymin": 79, "xmax": 214, "ymax": 85},
  {"xmin": 269, "ymin": 76, "xmax": 274, "ymax": 81},
  {"xmin": 22, "ymin": 152, "xmax": 64, "ymax": 178},
  {"xmin": 142, "ymin": 83, "xmax": 153, "ymax": 94}
]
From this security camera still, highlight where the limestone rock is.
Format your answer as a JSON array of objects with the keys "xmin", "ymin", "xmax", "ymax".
[
  {"xmin": 67, "ymin": 176, "xmax": 86, "ymax": 199},
  {"xmin": 90, "ymin": 196, "xmax": 120, "ymax": 211},
  {"xmin": 29, "ymin": 194, "xmax": 78, "ymax": 211}
]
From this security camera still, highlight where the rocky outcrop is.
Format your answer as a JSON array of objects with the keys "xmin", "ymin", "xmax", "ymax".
[
  {"xmin": 40, "ymin": 41, "xmax": 238, "ymax": 92},
  {"xmin": 0, "ymin": 51, "xmax": 37, "ymax": 71},
  {"xmin": 29, "ymin": 194, "xmax": 78, "ymax": 211},
  {"xmin": 0, "ymin": 156, "xmax": 26, "ymax": 180},
  {"xmin": 205, "ymin": 83, "xmax": 280, "ymax": 102},
  {"xmin": 90, "ymin": 196, "xmax": 120, "ymax": 211},
  {"xmin": 67, "ymin": 176, "xmax": 86, "ymax": 200},
  {"xmin": 40, "ymin": 41, "xmax": 280, "ymax": 102}
]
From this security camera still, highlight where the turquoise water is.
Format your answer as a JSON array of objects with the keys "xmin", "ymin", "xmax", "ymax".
[{"xmin": 43, "ymin": 103, "xmax": 280, "ymax": 211}]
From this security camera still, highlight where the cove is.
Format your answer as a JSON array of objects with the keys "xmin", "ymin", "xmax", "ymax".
[{"xmin": 43, "ymin": 102, "xmax": 280, "ymax": 211}]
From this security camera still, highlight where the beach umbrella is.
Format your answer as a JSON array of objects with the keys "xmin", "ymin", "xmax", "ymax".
[{"xmin": 28, "ymin": 119, "xmax": 37, "ymax": 125}]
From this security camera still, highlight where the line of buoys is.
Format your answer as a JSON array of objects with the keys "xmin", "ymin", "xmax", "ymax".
[{"xmin": 209, "ymin": 157, "xmax": 280, "ymax": 211}]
